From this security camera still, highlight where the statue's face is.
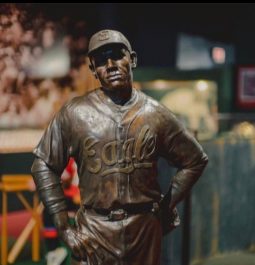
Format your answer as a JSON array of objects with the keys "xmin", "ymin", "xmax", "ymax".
[{"xmin": 90, "ymin": 44, "xmax": 135, "ymax": 92}]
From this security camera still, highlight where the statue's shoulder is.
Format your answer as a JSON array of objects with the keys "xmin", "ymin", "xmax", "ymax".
[
  {"xmin": 138, "ymin": 90, "xmax": 167, "ymax": 111},
  {"xmin": 63, "ymin": 88, "xmax": 100, "ymax": 111},
  {"xmin": 137, "ymin": 90, "xmax": 180, "ymax": 124}
]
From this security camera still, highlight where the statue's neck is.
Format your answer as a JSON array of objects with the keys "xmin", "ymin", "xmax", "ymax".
[{"xmin": 102, "ymin": 87, "xmax": 132, "ymax": 106}]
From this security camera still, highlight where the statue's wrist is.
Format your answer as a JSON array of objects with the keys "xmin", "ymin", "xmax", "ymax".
[{"xmin": 52, "ymin": 210, "xmax": 70, "ymax": 231}]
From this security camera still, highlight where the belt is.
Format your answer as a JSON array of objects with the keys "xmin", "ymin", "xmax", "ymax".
[{"xmin": 83, "ymin": 202, "xmax": 160, "ymax": 221}]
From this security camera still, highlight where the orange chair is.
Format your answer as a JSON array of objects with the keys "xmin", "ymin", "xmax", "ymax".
[{"xmin": 0, "ymin": 175, "xmax": 43, "ymax": 265}]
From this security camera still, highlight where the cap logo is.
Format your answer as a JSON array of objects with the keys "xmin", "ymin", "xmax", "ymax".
[{"xmin": 98, "ymin": 30, "xmax": 110, "ymax": 41}]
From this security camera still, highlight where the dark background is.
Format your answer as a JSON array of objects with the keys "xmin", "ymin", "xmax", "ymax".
[{"xmin": 22, "ymin": 3, "xmax": 255, "ymax": 67}]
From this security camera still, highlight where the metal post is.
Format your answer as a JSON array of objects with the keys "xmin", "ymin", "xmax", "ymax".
[
  {"xmin": 182, "ymin": 192, "xmax": 191, "ymax": 265},
  {"xmin": 181, "ymin": 130, "xmax": 197, "ymax": 265}
]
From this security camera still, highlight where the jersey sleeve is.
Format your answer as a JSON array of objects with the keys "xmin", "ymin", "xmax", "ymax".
[
  {"xmin": 158, "ymin": 106, "xmax": 208, "ymax": 208},
  {"xmin": 33, "ymin": 107, "xmax": 71, "ymax": 175}
]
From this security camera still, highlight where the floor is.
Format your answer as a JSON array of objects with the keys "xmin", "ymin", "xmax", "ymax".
[
  {"xmin": 199, "ymin": 252, "xmax": 255, "ymax": 265},
  {"xmin": 12, "ymin": 252, "xmax": 255, "ymax": 265}
]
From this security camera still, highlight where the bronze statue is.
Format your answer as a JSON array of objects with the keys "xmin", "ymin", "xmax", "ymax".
[{"xmin": 31, "ymin": 29, "xmax": 208, "ymax": 265}]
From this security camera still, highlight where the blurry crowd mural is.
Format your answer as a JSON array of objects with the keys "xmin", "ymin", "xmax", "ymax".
[
  {"xmin": 0, "ymin": 4, "xmax": 99, "ymax": 153},
  {"xmin": 0, "ymin": 4, "xmax": 99, "ymax": 130}
]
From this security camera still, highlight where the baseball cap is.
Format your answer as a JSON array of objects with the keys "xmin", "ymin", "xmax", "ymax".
[{"xmin": 88, "ymin": 29, "xmax": 132, "ymax": 56}]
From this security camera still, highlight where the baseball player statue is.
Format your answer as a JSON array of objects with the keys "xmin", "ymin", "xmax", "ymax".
[{"xmin": 31, "ymin": 29, "xmax": 208, "ymax": 265}]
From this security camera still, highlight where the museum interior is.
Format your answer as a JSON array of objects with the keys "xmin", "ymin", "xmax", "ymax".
[{"xmin": 0, "ymin": 3, "xmax": 255, "ymax": 265}]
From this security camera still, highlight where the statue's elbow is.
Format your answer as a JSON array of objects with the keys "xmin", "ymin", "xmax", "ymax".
[{"xmin": 31, "ymin": 157, "xmax": 50, "ymax": 176}]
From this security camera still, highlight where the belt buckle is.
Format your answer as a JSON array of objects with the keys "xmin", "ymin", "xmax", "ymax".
[
  {"xmin": 151, "ymin": 202, "xmax": 160, "ymax": 213},
  {"xmin": 108, "ymin": 209, "xmax": 127, "ymax": 221}
]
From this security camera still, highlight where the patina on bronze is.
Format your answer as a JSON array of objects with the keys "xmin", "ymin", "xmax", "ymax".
[{"xmin": 31, "ymin": 29, "xmax": 208, "ymax": 265}]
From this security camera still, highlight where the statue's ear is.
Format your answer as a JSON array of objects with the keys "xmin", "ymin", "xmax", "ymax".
[
  {"xmin": 130, "ymin": 51, "xmax": 137, "ymax": 69},
  {"xmin": 89, "ymin": 63, "xmax": 98, "ymax": 79}
]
